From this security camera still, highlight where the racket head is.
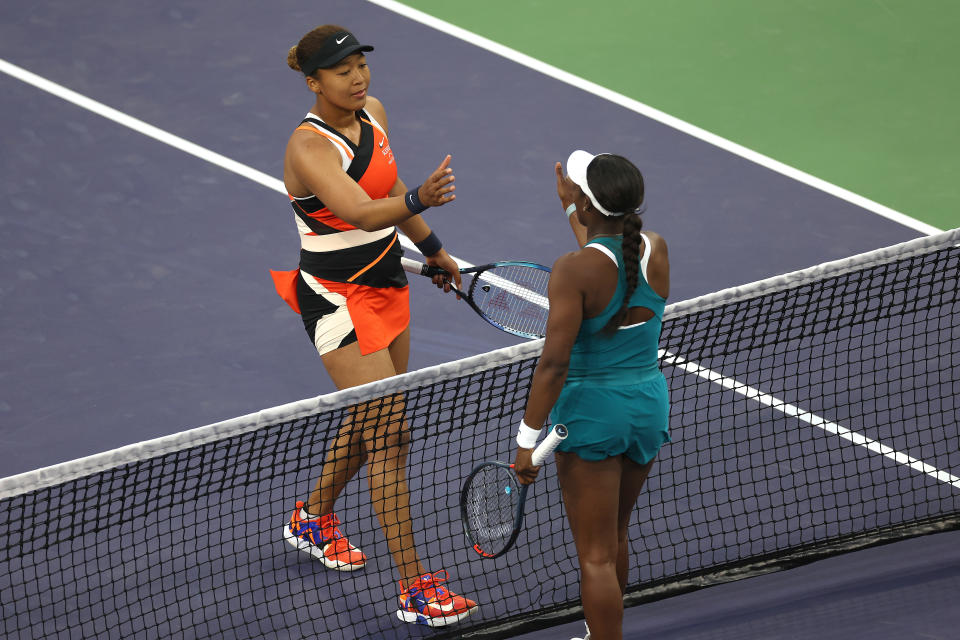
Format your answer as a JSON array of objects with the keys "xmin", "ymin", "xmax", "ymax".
[
  {"xmin": 465, "ymin": 262, "xmax": 551, "ymax": 339},
  {"xmin": 460, "ymin": 461, "xmax": 528, "ymax": 558}
]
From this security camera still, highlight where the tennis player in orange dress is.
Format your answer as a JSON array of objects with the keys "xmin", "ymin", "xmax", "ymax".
[{"xmin": 272, "ymin": 24, "xmax": 477, "ymax": 628}]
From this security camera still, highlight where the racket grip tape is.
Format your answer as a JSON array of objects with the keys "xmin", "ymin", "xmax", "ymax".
[
  {"xmin": 400, "ymin": 257, "xmax": 445, "ymax": 277},
  {"xmin": 531, "ymin": 424, "xmax": 568, "ymax": 466}
]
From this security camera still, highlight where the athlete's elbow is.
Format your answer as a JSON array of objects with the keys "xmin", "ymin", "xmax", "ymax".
[
  {"xmin": 354, "ymin": 219, "xmax": 381, "ymax": 232},
  {"xmin": 345, "ymin": 216, "xmax": 383, "ymax": 232},
  {"xmin": 352, "ymin": 214, "xmax": 394, "ymax": 232},
  {"xmin": 538, "ymin": 358, "xmax": 569, "ymax": 380}
]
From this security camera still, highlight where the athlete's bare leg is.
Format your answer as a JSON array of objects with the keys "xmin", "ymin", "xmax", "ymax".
[{"xmin": 307, "ymin": 327, "xmax": 425, "ymax": 585}]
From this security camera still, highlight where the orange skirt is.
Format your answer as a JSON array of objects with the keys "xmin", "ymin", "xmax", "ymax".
[{"xmin": 270, "ymin": 268, "xmax": 410, "ymax": 356}]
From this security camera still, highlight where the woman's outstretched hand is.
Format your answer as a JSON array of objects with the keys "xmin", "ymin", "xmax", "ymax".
[{"xmin": 418, "ymin": 155, "xmax": 456, "ymax": 207}]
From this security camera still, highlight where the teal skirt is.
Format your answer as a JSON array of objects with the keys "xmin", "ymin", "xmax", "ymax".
[{"xmin": 549, "ymin": 373, "xmax": 670, "ymax": 465}]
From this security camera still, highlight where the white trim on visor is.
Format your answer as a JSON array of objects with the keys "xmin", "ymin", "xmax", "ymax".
[{"xmin": 566, "ymin": 150, "xmax": 622, "ymax": 217}]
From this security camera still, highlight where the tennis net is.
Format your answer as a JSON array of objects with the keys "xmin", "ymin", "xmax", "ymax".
[{"xmin": 1, "ymin": 229, "xmax": 958, "ymax": 639}]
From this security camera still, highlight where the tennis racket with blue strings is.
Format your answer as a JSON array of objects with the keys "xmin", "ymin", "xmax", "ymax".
[
  {"xmin": 460, "ymin": 424, "xmax": 568, "ymax": 558},
  {"xmin": 401, "ymin": 257, "xmax": 551, "ymax": 339}
]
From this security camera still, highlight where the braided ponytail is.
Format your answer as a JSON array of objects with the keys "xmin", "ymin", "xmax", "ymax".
[
  {"xmin": 583, "ymin": 154, "xmax": 646, "ymax": 336},
  {"xmin": 601, "ymin": 213, "xmax": 644, "ymax": 335}
]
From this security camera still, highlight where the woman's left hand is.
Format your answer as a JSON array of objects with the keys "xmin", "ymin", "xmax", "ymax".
[
  {"xmin": 425, "ymin": 248, "xmax": 462, "ymax": 294},
  {"xmin": 555, "ymin": 162, "xmax": 579, "ymax": 211},
  {"xmin": 513, "ymin": 446, "xmax": 540, "ymax": 485}
]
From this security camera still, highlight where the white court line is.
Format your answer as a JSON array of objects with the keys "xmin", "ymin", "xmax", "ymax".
[
  {"xmin": 365, "ymin": 0, "xmax": 943, "ymax": 238},
  {"xmin": 1, "ymin": 58, "xmax": 954, "ymax": 490},
  {"xmin": 0, "ymin": 57, "xmax": 435, "ymax": 260},
  {"xmin": 0, "ymin": 59, "xmax": 285, "ymax": 194},
  {"xmin": 661, "ymin": 350, "xmax": 960, "ymax": 490}
]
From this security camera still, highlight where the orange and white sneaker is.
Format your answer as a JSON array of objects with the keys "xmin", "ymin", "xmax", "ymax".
[
  {"xmin": 396, "ymin": 570, "xmax": 478, "ymax": 627},
  {"xmin": 282, "ymin": 501, "xmax": 366, "ymax": 571}
]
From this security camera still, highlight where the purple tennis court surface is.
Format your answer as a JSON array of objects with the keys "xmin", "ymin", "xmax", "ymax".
[{"xmin": 1, "ymin": 1, "xmax": 952, "ymax": 638}]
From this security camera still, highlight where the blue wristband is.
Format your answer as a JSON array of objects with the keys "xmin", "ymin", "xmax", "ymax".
[
  {"xmin": 404, "ymin": 186, "xmax": 428, "ymax": 214},
  {"xmin": 565, "ymin": 203, "xmax": 577, "ymax": 218},
  {"xmin": 414, "ymin": 231, "xmax": 443, "ymax": 257}
]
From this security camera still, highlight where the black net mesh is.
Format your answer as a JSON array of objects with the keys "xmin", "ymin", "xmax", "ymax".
[{"xmin": 1, "ymin": 231, "xmax": 958, "ymax": 639}]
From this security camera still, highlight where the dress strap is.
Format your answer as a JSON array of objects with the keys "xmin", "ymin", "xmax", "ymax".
[{"xmin": 584, "ymin": 242, "xmax": 618, "ymax": 267}]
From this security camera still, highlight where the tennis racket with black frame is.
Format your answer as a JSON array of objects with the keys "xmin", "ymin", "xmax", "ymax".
[
  {"xmin": 401, "ymin": 257, "xmax": 551, "ymax": 339},
  {"xmin": 459, "ymin": 424, "xmax": 568, "ymax": 559}
]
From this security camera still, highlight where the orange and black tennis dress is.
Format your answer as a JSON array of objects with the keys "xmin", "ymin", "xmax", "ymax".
[{"xmin": 270, "ymin": 109, "xmax": 408, "ymax": 356}]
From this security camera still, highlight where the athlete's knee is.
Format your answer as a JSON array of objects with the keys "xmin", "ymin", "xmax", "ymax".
[
  {"xmin": 366, "ymin": 425, "xmax": 410, "ymax": 459},
  {"xmin": 579, "ymin": 556, "xmax": 619, "ymax": 582},
  {"xmin": 362, "ymin": 417, "xmax": 410, "ymax": 460},
  {"xmin": 354, "ymin": 396, "xmax": 408, "ymax": 450},
  {"xmin": 579, "ymin": 542, "xmax": 619, "ymax": 567}
]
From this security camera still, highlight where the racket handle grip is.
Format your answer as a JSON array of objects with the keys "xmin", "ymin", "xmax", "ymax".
[
  {"xmin": 400, "ymin": 257, "xmax": 444, "ymax": 277},
  {"xmin": 531, "ymin": 424, "xmax": 568, "ymax": 466}
]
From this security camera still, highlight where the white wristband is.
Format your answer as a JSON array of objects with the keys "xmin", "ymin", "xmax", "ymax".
[
  {"xmin": 516, "ymin": 419, "xmax": 541, "ymax": 449},
  {"xmin": 564, "ymin": 203, "xmax": 577, "ymax": 218}
]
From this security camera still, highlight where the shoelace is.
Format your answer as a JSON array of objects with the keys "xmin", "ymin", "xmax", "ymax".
[
  {"xmin": 400, "ymin": 570, "xmax": 451, "ymax": 606},
  {"xmin": 317, "ymin": 514, "xmax": 344, "ymax": 540},
  {"xmin": 297, "ymin": 513, "xmax": 344, "ymax": 546}
]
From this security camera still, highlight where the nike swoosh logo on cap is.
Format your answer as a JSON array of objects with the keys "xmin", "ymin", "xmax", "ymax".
[{"xmin": 336, "ymin": 35, "xmax": 348, "ymax": 44}]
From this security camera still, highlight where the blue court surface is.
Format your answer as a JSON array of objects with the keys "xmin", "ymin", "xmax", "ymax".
[{"xmin": 1, "ymin": 1, "xmax": 955, "ymax": 639}]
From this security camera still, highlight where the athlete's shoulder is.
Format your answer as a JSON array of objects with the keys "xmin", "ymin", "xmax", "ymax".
[
  {"xmin": 551, "ymin": 249, "xmax": 581, "ymax": 271},
  {"xmin": 287, "ymin": 119, "xmax": 344, "ymax": 165},
  {"xmin": 640, "ymin": 229, "xmax": 670, "ymax": 297},
  {"xmin": 289, "ymin": 113, "xmax": 325, "ymax": 142},
  {"xmin": 363, "ymin": 96, "xmax": 389, "ymax": 130},
  {"xmin": 641, "ymin": 229, "xmax": 668, "ymax": 254},
  {"xmin": 552, "ymin": 248, "xmax": 606, "ymax": 283}
]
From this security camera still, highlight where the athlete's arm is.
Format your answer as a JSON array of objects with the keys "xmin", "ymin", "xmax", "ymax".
[
  {"xmin": 287, "ymin": 135, "xmax": 454, "ymax": 232},
  {"xmin": 368, "ymin": 96, "xmax": 462, "ymax": 291},
  {"xmin": 386, "ymin": 179, "xmax": 460, "ymax": 291},
  {"xmin": 514, "ymin": 252, "xmax": 585, "ymax": 483}
]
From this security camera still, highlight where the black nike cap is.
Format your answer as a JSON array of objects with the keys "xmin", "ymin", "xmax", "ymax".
[{"xmin": 301, "ymin": 30, "xmax": 374, "ymax": 76}]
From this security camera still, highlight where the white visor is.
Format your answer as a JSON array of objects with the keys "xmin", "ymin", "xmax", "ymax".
[{"xmin": 566, "ymin": 150, "xmax": 621, "ymax": 217}]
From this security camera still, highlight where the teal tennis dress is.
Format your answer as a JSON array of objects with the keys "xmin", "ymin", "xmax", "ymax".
[{"xmin": 550, "ymin": 234, "xmax": 670, "ymax": 464}]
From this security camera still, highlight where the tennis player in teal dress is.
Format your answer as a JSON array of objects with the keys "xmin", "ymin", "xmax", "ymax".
[
  {"xmin": 514, "ymin": 151, "xmax": 670, "ymax": 640},
  {"xmin": 550, "ymin": 232, "xmax": 669, "ymax": 464}
]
